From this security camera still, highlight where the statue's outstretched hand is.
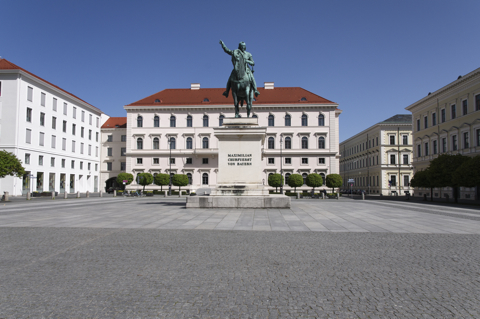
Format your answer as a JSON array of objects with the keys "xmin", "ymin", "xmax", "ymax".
[{"xmin": 219, "ymin": 40, "xmax": 224, "ymax": 45}]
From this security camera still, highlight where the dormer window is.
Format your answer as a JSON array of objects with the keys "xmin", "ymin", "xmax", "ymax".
[
  {"xmin": 300, "ymin": 97, "xmax": 307, "ymax": 101},
  {"xmin": 203, "ymin": 98, "xmax": 210, "ymax": 102},
  {"xmin": 154, "ymin": 99, "xmax": 161, "ymax": 103}
]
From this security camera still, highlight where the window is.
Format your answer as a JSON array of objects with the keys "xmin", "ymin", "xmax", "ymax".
[
  {"xmin": 451, "ymin": 104, "xmax": 456, "ymax": 119},
  {"xmin": 80, "ymin": 162, "xmax": 83, "ymax": 170},
  {"xmin": 52, "ymin": 117, "xmax": 56, "ymax": 129},
  {"xmin": 318, "ymin": 137, "xmax": 325, "ymax": 149},
  {"xmin": 187, "ymin": 115, "xmax": 193, "ymax": 127},
  {"xmin": 186, "ymin": 158, "xmax": 193, "ymax": 164},
  {"xmin": 302, "ymin": 173, "xmax": 308, "ymax": 185},
  {"xmin": 81, "ymin": 127, "xmax": 84, "ymax": 138},
  {"xmin": 89, "ymin": 130, "xmax": 92, "ymax": 140},
  {"xmin": 40, "ymin": 112, "xmax": 45, "ymax": 126},
  {"xmin": 25, "ymin": 154, "xmax": 30, "ymax": 164},
  {"xmin": 26, "ymin": 108, "xmax": 32, "ymax": 122},
  {"xmin": 432, "ymin": 113, "xmax": 436, "ymax": 126},
  {"xmin": 95, "ymin": 164, "xmax": 98, "ymax": 171},
  {"xmin": 477, "ymin": 129, "xmax": 480, "ymax": 147},
  {"xmin": 301, "ymin": 158, "xmax": 308, "ymax": 164},
  {"xmin": 268, "ymin": 114, "xmax": 274, "ymax": 126},
  {"xmin": 417, "ymin": 144, "xmax": 421, "ymax": 157},
  {"xmin": 63, "ymin": 121, "xmax": 67, "ymax": 133},
  {"xmin": 319, "ymin": 158, "xmax": 325, "ymax": 164},
  {"xmin": 433, "ymin": 140, "xmax": 437, "ymax": 154},
  {"xmin": 284, "ymin": 114, "xmax": 291, "ymax": 126},
  {"xmin": 39, "ymin": 156, "xmax": 43, "ymax": 166},
  {"xmin": 121, "ymin": 135, "xmax": 126, "ymax": 142},
  {"xmin": 120, "ymin": 162, "xmax": 126, "ymax": 170},
  {"xmin": 252, "ymin": 114, "xmax": 258, "ymax": 118},
  {"xmin": 463, "ymin": 132, "xmax": 469, "ymax": 148},
  {"xmin": 452, "ymin": 135, "xmax": 457, "ymax": 151},
  {"xmin": 301, "ymin": 114, "xmax": 308, "ymax": 126},
  {"xmin": 72, "ymin": 124, "xmax": 76, "ymax": 135},
  {"xmin": 53, "ymin": 98, "xmax": 57, "ymax": 111},
  {"xmin": 403, "ymin": 154, "xmax": 408, "ymax": 165},
  {"xmin": 89, "ymin": 114, "xmax": 93, "ymax": 125},
  {"xmin": 390, "ymin": 154, "xmax": 396, "ymax": 164},
  {"xmin": 219, "ymin": 115, "xmax": 224, "ymax": 126},
  {"xmin": 27, "ymin": 86, "xmax": 33, "ymax": 101},
  {"xmin": 62, "ymin": 138, "xmax": 66, "ymax": 150},
  {"xmin": 202, "ymin": 173, "xmax": 208, "ymax": 185},
  {"xmin": 107, "ymin": 162, "xmax": 112, "ymax": 171},
  {"xmin": 137, "ymin": 138, "xmax": 143, "ymax": 149},
  {"xmin": 441, "ymin": 109, "xmax": 446, "ymax": 123},
  {"xmin": 137, "ymin": 158, "xmax": 143, "ymax": 164},
  {"xmin": 121, "ymin": 147, "xmax": 126, "ymax": 156},
  {"xmin": 268, "ymin": 137, "xmax": 274, "ymax": 149},
  {"xmin": 285, "ymin": 137, "xmax": 291, "ymax": 149},
  {"xmin": 169, "ymin": 137, "xmax": 176, "ymax": 149},
  {"xmin": 96, "ymin": 117, "xmax": 99, "ymax": 127},
  {"xmin": 69, "ymin": 159, "xmax": 74, "ymax": 168},
  {"xmin": 72, "ymin": 140, "xmax": 75, "ymax": 152},
  {"xmin": 442, "ymin": 138, "xmax": 447, "ymax": 153},
  {"xmin": 73, "ymin": 107, "xmax": 76, "ymax": 119},
  {"xmin": 88, "ymin": 163, "xmax": 91, "ymax": 170},
  {"xmin": 203, "ymin": 115, "xmax": 209, "ymax": 127},
  {"xmin": 463, "ymin": 100, "xmax": 468, "ymax": 115},
  {"xmin": 153, "ymin": 137, "xmax": 159, "ymax": 149},
  {"xmin": 202, "ymin": 137, "xmax": 209, "ymax": 149},
  {"xmin": 285, "ymin": 173, "xmax": 291, "ymax": 184},
  {"xmin": 63, "ymin": 103, "xmax": 67, "ymax": 115},
  {"xmin": 39, "ymin": 132, "xmax": 45, "ymax": 146},
  {"xmin": 416, "ymin": 119, "xmax": 420, "ymax": 131},
  {"xmin": 424, "ymin": 116, "xmax": 428, "ymax": 129},
  {"xmin": 390, "ymin": 135, "xmax": 395, "ymax": 145},
  {"xmin": 187, "ymin": 173, "xmax": 192, "ymax": 185},
  {"xmin": 51, "ymin": 135, "xmax": 56, "ymax": 149},
  {"xmin": 154, "ymin": 116, "xmax": 159, "ymax": 127},
  {"xmin": 390, "ymin": 175, "xmax": 396, "ymax": 187},
  {"xmin": 424, "ymin": 142, "xmax": 429, "ymax": 156},
  {"xmin": 81, "ymin": 110, "xmax": 85, "ymax": 122},
  {"xmin": 285, "ymin": 158, "xmax": 291, "ymax": 164},
  {"xmin": 186, "ymin": 137, "xmax": 193, "ymax": 149},
  {"xmin": 301, "ymin": 137, "xmax": 308, "ymax": 149},
  {"xmin": 170, "ymin": 115, "xmax": 176, "ymax": 127},
  {"xmin": 137, "ymin": 116, "xmax": 143, "ymax": 127},
  {"xmin": 107, "ymin": 148, "xmax": 113, "ymax": 156},
  {"xmin": 404, "ymin": 175, "xmax": 410, "ymax": 187},
  {"xmin": 202, "ymin": 158, "xmax": 208, "ymax": 164},
  {"xmin": 476, "ymin": 95, "xmax": 480, "ymax": 111},
  {"xmin": 268, "ymin": 158, "xmax": 274, "ymax": 164},
  {"xmin": 318, "ymin": 114, "xmax": 324, "ymax": 126},
  {"xmin": 403, "ymin": 135, "xmax": 408, "ymax": 145}
]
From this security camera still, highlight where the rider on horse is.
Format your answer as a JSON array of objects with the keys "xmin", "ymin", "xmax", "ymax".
[{"xmin": 220, "ymin": 40, "xmax": 260, "ymax": 98}]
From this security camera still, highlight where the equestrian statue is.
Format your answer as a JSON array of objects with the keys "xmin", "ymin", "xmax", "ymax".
[{"xmin": 219, "ymin": 40, "xmax": 260, "ymax": 118}]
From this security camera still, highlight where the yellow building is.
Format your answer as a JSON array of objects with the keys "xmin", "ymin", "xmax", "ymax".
[
  {"xmin": 405, "ymin": 67, "xmax": 480, "ymax": 200},
  {"xmin": 340, "ymin": 115, "xmax": 413, "ymax": 195}
]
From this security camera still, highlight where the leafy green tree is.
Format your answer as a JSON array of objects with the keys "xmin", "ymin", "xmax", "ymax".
[
  {"xmin": 325, "ymin": 174, "xmax": 342, "ymax": 193},
  {"xmin": 137, "ymin": 173, "xmax": 153, "ymax": 192},
  {"xmin": 452, "ymin": 156, "xmax": 480, "ymax": 198},
  {"xmin": 287, "ymin": 174, "xmax": 303, "ymax": 192},
  {"xmin": 154, "ymin": 173, "xmax": 170, "ymax": 191},
  {"xmin": 116, "ymin": 172, "xmax": 133, "ymax": 189},
  {"xmin": 306, "ymin": 173, "xmax": 323, "ymax": 193},
  {"xmin": 428, "ymin": 154, "xmax": 470, "ymax": 203},
  {"xmin": 410, "ymin": 169, "xmax": 435, "ymax": 201},
  {"xmin": 268, "ymin": 173, "xmax": 283, "ymax": 192},
  {"xmin": 172, "ymin": 174, "xmax": 189, "ymax": 193},
  {"xmin": 0, "ymin": 150, "xmax": 26, "ymax": 193}
]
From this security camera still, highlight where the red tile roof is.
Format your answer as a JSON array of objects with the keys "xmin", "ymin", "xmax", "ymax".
[
  {"xmin": 0, "ymin": 58, "xmax": 101, "ymax": 112},
  {"xmin": 102, "ymin": 117, "xmax": 127, "ymax": 128},
  {"xmin": 126, "ymin": 87, "xmax": 336, "ymax": 106}
]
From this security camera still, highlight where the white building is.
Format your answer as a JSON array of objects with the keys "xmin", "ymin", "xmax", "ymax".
[
  {"xmin": 100, "ymin": 117, "xmax": 127, "ymax": 191},
  {"xmin": 0, "ymin": 58, "xmax": 104, "ymax": 196},
  {"xmin": 117, "ymin": 82, "xmax": 341, "ymax": 191}
]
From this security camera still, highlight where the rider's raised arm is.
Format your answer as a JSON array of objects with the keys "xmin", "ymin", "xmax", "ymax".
[{"xmin": 219, "ymin": 40, "xmax": 233, "ymax": 56}]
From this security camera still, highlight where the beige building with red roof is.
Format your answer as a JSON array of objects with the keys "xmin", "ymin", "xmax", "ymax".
[{"xmin": 114, "ymin": 82, "xmax": 341, "ymax": 192}]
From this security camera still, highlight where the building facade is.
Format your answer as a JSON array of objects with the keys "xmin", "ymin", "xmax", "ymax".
[
  {"xmin": 115, "ymin": 83, "xmax": 341, "ymax": 192},
  {"xmin": 0, "ymin": 58, "xmax": 104, "ymax": 196},
  {"xmin": 405, "ymin": 67, "xmax": 480, "ymax": 199},
  {"xmin": 100, "ymin": 117, "xmax": 127, "ymax": 191},
  {"xmin": 340, "ymin": 115, "xmax": 413, "ymax": 195}
]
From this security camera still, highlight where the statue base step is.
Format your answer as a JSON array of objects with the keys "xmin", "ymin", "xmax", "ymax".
[{"xmin": 186, "ymin": 195, "xmax": 291, "ymax": 209}]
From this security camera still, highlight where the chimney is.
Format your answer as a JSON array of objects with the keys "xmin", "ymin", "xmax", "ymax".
[
  {"xmin": 264, "ymin": 82, "xmax": 274, "ymax": 90},
  {"xmin": 191, "ymin": 83, "xmax": 200, "ymax": 90}
]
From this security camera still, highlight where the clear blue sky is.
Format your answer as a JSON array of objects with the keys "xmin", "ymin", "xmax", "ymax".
[{"xmin": 2, "ymin": 0, "xmax": 479, "ymax": 141}]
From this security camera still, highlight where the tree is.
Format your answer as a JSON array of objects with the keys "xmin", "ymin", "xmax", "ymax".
[
  {"xmin": 154, "ymin": 173, "xmax": 170, "ymax": 191},
  {"xmin": 0, "ymin": 150, "xmax": 26, "ymax": 194},
  {"xmin": 268, "ymin": 173, "xmax": 283, "ymax": 192},
  {"xmin": 306, "ymin": 173, "xmax": 323, "ymax": 193},
  {"xmin": 116, "ymin": 172, "xmax": 133, "ymax": 189},
  {"xmin": 452, "ymin": 156, "xmax": 480, "ymax": 199},
  {"xmin": 325, "ymin": 174, "xmax": 342, "ymax": 193},
  {"xmin": 410, "ymin": 169, "xmax": 435, "ymax": 201},
  {"xmin": 287, "ymin": 174, "xmax": 303, "ymax": 192},
  {"xmin": 172, "ymin": 174, "xmax": 188, "ymax": 193},
  {"xmin": 137, "ymin": 173, "xmax": 153, "ymax": 192},
  {"xmin": 428, "ymin": 154, "xmax": 470, "ymax": 203}
]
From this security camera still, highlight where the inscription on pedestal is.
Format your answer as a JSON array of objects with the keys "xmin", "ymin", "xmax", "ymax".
[{"xmin": 227, "ymin": 154, "xmax": 252, "ymax": 166}]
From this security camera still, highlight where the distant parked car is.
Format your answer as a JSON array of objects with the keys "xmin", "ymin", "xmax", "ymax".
[{"xmin": 106, "ymin": 187, "xmax": 121, "ymax": 194}]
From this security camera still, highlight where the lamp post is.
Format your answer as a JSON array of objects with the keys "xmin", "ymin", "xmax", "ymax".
[
  {"xmin": 280, "ymin": 135, "xmax": 283, "ymax": 194},
  {"xmin": 169, "ymin": 136, "xmax": 172, "ymax": 196}
]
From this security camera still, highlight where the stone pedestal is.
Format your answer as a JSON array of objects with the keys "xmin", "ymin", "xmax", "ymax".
[{"xmin": 186, "ymin": 118, "xmax": 290, "ymax": 209}]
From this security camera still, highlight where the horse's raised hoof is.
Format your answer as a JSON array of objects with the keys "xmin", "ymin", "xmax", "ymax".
[
  {"xmin": 222, "ymin": 91, "xmax": 229, "ymax": 98},
  {"xmin": 254, "ymin": 90, "xmax": 260, "ymax": 97}
]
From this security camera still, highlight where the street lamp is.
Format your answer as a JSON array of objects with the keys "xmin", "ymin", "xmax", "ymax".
[
  {"xmin": 169, "ymin": 136, "xmax": 172, "ymax": 196},
  {"xmin": 280, "ymin": 135, "xmax": 283, "ymax": 194}
]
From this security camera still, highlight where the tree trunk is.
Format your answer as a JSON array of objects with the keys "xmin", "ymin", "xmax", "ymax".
[{"xmin": 430, "ymin": 187, "xmax": 433, "ymax": 202}]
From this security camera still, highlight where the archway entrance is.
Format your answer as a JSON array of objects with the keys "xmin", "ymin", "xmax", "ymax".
[{"xmin": 105, "ymin": 176, "xmax": 120, "ymax": 192}]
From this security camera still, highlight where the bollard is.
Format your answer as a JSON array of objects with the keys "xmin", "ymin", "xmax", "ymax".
[
  {"xmin": 113, "ymin": 190, "xmax": 116, "ymax": 197},
  {"xmin": 51, "ymin": 191, "xmax": 55, "ymax": 200},
  {"xmin": 337, "ymin": 192, "xmax": 339, "ymax": 200},
  {"xmin": 27, "ymin": 192, "xmax": 31, "ymax": 200},
  {"xmin": 296, "ymin": 192, "xmax": 300, "ymax": 199},
  {"xmin": 76, "ymin": 191, "xmax": 80, "ymax": 198},
  {"xmin": 4, "ymin": 192, "xmax": 9, "ymax": 202},
  {"xmin": 322, "ymin": 193, "xmax": 325, "ymax": 200},
  {"xmin": 64, "ymin": 191, "xmax": 68, "ymax": 199},
  {"xmin": 164, "ymin": 191, "xmax": 168, "ymax": 198},
  {"xmin": 99, "ymin": 190, "xmax": 103, "ymax": 197},
  {"xmin": 178, "ymin": 192, "xmax": 182, "ymax": 198},
  {"xmin": 362, "ymin": 192, "xmax": 365, "ymax": 200},
  {"xmin": 86, "ymin": 191, "xmax": 89, "ymax": 198}
]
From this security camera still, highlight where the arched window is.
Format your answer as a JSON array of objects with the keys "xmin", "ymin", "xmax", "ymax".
[
  {"xmin": 169, "ymin": 137, "xmax": 176, "ymax": 149},
  {"xmin": 285, "ymin": 137, "xmax": 291, "ymax": 149},
  {"xmin": 301, "ymin": 114, "xmax": 308, "ymax": 126},
  {"xmin": 320, "ymin": 173, "xmax": 326, "ymax": 185},
  {"xmin": 137, "ymin": 138, "xmax": 143, "ymax": 149},
  {"xmin": 268, "ymin": 137, "xmax": 275, "ymax": 149},
  {"xmin": 186, "ymin": 137, "xmax": 193, "ymax": 149},
  {"xmin": 285, "ymin": 173, "xmax": 291, "ymax": 184},
  {"xmin": 137, "ymin": 116, "xmax": 143, "ymax": 127},
  {"xmin": 202, "ymin": 137, "xmax": 209, "ymax": 149},
  {"xmin": 154, "ymin": 116, "xmax": 159, "ymax": 127},
  {"xmin": 170, "ymin": 115, "xmax": 176, "ymax": 128},
  {"xmin": 187, "ymin": 173, "xmax": 192, "ymax": 185},
  {"xmin": 285, "ymin": 114, "xmax": 291, "ymax": 126},
  {"xmin": 268, "ymin": 114, "xmax": 274, "ymax": 126},
  {"xmin": 203, "ymin": 115, "xmax": 209, "ymax": 127},
  {"xmin": 202, "ymin": 173, "xmax": 209, "ymax": 185},
  {"xmin": 252, "ymin": 114, "xmax": 258, "ymax": 118},
  {"xmin": 219, "ymin": 115, "xmax": 224, "ymax": 126},
  {"xmin": 186, "ymin": 115, "xmax": 192, "ymax": 127},
  {"xmin": 318, "ymin": 137, "xmax": 325, "ymax": 149},
  {"xmin": 153, "ymin": 137, "xmax": 159, "ymax": 149},
  {"xmin": 301, "ymin": 136, "xmax": 308, "ymax": 149},
  {"xmin": 318, "ymin": 114, "xmax": 324, "ymax": 126},
  {"xmin": 302, "ymin": 173, "xmax": 308, "ymax": 185}
]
